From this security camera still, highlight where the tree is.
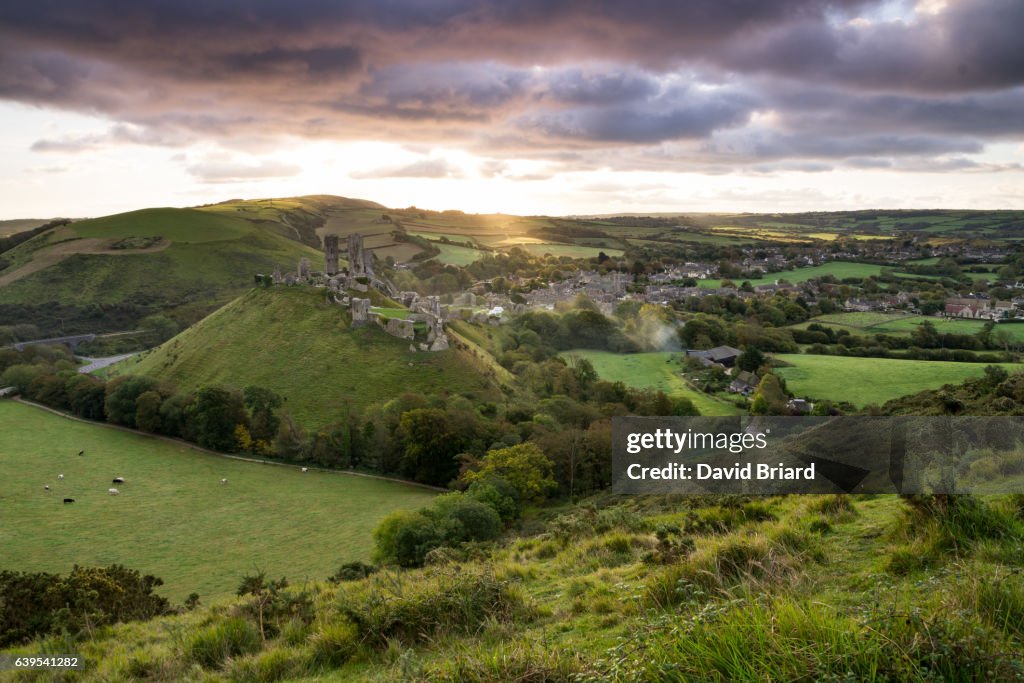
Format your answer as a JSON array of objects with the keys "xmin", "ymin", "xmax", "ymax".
[
  {"xmin": 243, "ymin": 386, "xmax": 282, "ymax": 443},
  {"xmin": 65, "ymin": 375, "xmax": 106, "ymax": 421},
  {"xmin": 750, "ymin": 374, "xmax": 789, "ymax": 416},
  {"xmin": 462, "ymin": 443, "xmax": 556, "ymax": 504},
  {"xmin": 398, "ymin": 408, "xmax": 464, "ymax": 486},
  {"xmin": 736, "ymin": 347, "xmax": 766, "ymax": 373},
  {"xmin": 104, "ymin": 376, "xmax": 159, "ymax": 427},
  {"xmin": 135, "ymin": 390, "xmax": 163, "ymax": 433},
  {"xmin": 373, "ymin": 510, "xmax": 440, "ymax": 567},
  {"xmin": 187, "ymin": 387, "xmax": 246, "ymax": 451}
]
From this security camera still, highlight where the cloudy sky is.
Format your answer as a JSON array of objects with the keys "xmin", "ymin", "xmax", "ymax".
[{"xmin": 1, "ymin": 0, "xmax": 1022, "ymax": 218}]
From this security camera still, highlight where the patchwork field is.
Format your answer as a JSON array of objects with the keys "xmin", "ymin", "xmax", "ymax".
[
  {"xmin": 561, "ymin": 349, "xmax": 742, "ymax": 415},
  {"xmin": 774, "ymin": 354, "xmax": 1022, "ymax": 407},
  {"xmin": 0, "ymin": 401, "xmax": 435, "ymax": 602}
]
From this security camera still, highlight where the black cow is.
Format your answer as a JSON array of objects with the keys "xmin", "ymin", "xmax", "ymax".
[
  {"xmin": 112, "ymin": 477, "xmax": 125, "ymax": 484},
  {"xmin": 63, "ymin": 498, "xmax": 75, "ymax": 504},
  {"xmin": 78, "ymin": 450, "xmax": 84, "ymax": 456}
]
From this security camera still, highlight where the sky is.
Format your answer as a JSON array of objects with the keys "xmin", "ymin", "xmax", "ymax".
[{"xmin": 1, "ymin": 0, "xmax": 1022, "ymax": 219}]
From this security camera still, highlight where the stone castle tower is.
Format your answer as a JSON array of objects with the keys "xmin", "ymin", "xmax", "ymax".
[
  {"xmin": 324, "ymin": 234, "xmax": 339, "ymax": 276},
  {"xmin": 347, "ymin": 233, "xmax": 374, "ymax": 277}
]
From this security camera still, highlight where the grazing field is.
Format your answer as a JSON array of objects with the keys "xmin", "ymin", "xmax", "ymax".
[
  {"xmin": 774, "ymin": 354, "xmax": 1021, "ymax": 407},
  {"xmin": 0, "ymin": 401, "xmax": 435, "ymax": 602},
  {"xmin": 72, "ymin": 208, "xmax": 255, "ymax": 243},
  {"xmin": 113, "ymin": 287, "xmax": 496, "ymax": 427},
  {"xmin": 561, "ymin": 349, "xmax": 742, "ymax": 415},
  {"xmin": 794, "ymin": 312, "xmax": 1024, "ymax": 342},
  {"xmin": 431, "ymin": 243, "xmax": 490, "ymax": 265},
  {"xmin": 699, "ymin": 261, "xmax": 883, "ymax": 288},
  {"xmin": 517, "ymin": 243, "xmax": 623, "ymax": 259}
]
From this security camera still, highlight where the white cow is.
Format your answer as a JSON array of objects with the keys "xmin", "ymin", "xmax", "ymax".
[{"xmin": 108, "ymin": 488, "xmax": 120, "ymax": 495}]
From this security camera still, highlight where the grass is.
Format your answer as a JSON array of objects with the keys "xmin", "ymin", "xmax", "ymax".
[
  {"xmin": 699, "ymin": 261, "xmax": 884, "ymax": 288},
  {"xmin": 0, "ymin": 206, "xmax": 321, "ymax": 334},
  {"xmin": 796, "ymin": 312, "xmax": 1024, "ymax": 342},
  {"xmin": 431, "ymin": 243, "xmax": 490, "ymax": 266},
  {"xmin": 515, "ymin": 243, "xmax": 623, "ymax": 259},
  {"xmin": 560, "ymin": 349, "xmax": 742, "ymax": 415},
  {"xmin": 112, "ymin": 287, "xmax": 498, "ymax": 427},
  {"xmin": 0, "ymin": 400, "xmax": 435, "ymax": 602},
  {"xmin": 3, "ymin": 490, "xmax": 1022, "ymax": 681},
  {"xmin": 774, "ymin": 353, "xmax": 1022, "ymax": 406},
  {"xmin": 72, "ymin": 208, "xmax": 255, "ymax": 243}
]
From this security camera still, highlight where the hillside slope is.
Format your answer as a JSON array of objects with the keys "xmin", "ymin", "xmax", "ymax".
[
  {"xmin": 112, "ymin": 287, "xmax": 499, "ymax": 427},
  {"xmin": 0, "ymin": 197, "xmax": 382, "ymax": 335}
]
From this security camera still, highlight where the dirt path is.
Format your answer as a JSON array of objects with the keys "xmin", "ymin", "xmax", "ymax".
[
  {"xmin": 0, "ymin": 237, "xmax": 171, "ymax": 286},
  {"xmin": 8, "ymin": 397, "xmax": 446, "ymax": 492}
]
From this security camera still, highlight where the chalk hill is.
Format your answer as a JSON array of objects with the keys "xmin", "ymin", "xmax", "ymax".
[{"xmin": 112, "ymin": 287, "xmax": 499, "ymax": 427}]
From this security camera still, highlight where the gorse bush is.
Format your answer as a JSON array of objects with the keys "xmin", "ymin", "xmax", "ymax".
[
  {"xmin": 186, "ymin": 617, "xmax": 261, "ymax": 669},
  {"xmin": 338, "ymin": 567, "xmax": 530, "ymax": 647}
]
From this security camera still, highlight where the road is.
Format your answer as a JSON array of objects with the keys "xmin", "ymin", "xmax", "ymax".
[{"xmin": 77, "ymin": 353, "xmax": 138, "ymax": 374}]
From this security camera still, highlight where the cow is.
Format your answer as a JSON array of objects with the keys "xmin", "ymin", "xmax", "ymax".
[
  {"xmin": 44, "ymin": 485, "xmax": 50, "ymax": 491},
  {"xmin": 57, "ymin": 474, "xmax": 64, "ymax": 480},
  {"xmin": 108, "ymin": 488, "xmax": 120, "ymax": 495},
  {"xmin": 219, "ymin": 478, "xmax": 228, "ymax": 485},
  {"xmin": 112, "ymin": 477, "xmax": 125, "ymax": 484},
  {"xmin": 78, "ymin": 450, "xmax": 84, "ymax": 456},
  {"xmin": 63, "ymin": 498, "xmax": 74, "ymax": 503},
  {"xmin": 301, "ymin": 467, "xmax": 309, "ymax": 472}
]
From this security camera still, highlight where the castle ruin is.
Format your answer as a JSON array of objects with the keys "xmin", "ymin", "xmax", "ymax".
[
  {"xmin": 324, "ymin": 235, "xmax": 339, "ymax": 276},
  {"xmin": 348, "ymin": 233, "xmax": 374, "ymax": 278}
]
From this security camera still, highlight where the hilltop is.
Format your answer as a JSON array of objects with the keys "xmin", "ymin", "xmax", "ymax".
[{"xmin": 111, "ymin": 286, "xmax": 500, "ymax": 428}]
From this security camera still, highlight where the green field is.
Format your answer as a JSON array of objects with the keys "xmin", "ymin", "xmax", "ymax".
[
  {"xmin": 561, "ymin": 349, "xmax": 742, "ymax": 415},
  {"xmin": 0, "ymin": 401, "xmax": 434, "ymax": 602},
  {"xmin": 699, "ymin": 261, "xmax": 883, "ymax": 288},
  {"xmin": 113, "ymin": 287, "xmax": 497, "ymax": 427},
  {"xmin": 795, "ymin": 312, "xmax": 1024, "ymax": 342},
  {"xmin": 774, "ymin": 354, "xmax": 1021, "ymax": 407},
  {"xmin": 431, "ymin": 243, "xmax": 490, "ymax": 265},
  {"xmin": 516, "ymin": 243, "xmax": 623, "ymax": 259}
]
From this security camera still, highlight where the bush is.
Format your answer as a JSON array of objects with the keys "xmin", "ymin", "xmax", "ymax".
[
  {"xmin": 373, "ymin": 510, "xmax": 441, "ymax": 567},
  {"xmin": 309, "ymin": 620, "xmax": 360, "ymax": 668},
  {"xmin": 329, "ymin": 561, "xmax": 378, "ymax": 583},
  {"xmin": 373, "ymin": 493, "xmax": 502, "ymax": 567},
  {"xmin": 186, "ymin": 617, "xmax": 262, "ymax": 669},
  {"xmin": 338, "ymin": 568, "xmax": 528, "ymax": 647}
]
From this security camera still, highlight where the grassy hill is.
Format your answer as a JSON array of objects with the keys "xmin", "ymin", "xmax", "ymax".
[
  {"xmin": 3, "ymin": 488, "xmax": 1021, "ymax": 680},
  {"xmin": 0, "ymin": 400, "xmax": 435, "ymax": 602},
  {"xmin": 0, "ymin": 206, "xmax": 323, "ymax": 335},
  {"xmin": 111, "ymin": 287, "xmax": 500, "ymax": 427}
]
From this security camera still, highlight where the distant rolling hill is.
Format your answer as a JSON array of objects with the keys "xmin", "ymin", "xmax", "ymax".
[
  {"xmin": 0, "ymin": 196, "xmax": 385, "ymax": 336},
  {"xmin": 110, "ymin": 287, "xmax": 501, "ymax": 428}
]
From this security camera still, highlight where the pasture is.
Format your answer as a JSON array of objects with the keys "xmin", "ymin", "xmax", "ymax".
[
  {"xmin": 774, "ymin": 354, "xmax": 1022, "ymax": 407},
  {"xmin": 699, "ymin": 261, "xmax": 883, "ymax": 288},
  {"xmin": 0, "ymin": 401, "xmax": 435, "ymax": 602},
  {"xmin": 561, "ymin": 349, "xmax": 742, "ymax": 415},
  {"xmin": 795, "ymin": 312, "xmax": 1024, "ymax": 343},
  {"xmin": 73, "ymin": 208, "xmax": 255, "ymax": 244}
]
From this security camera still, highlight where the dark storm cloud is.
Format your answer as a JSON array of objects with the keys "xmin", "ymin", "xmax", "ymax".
[{"xmin": 1, "ymin": 0, "xmax": 1022, "ymax": 172}]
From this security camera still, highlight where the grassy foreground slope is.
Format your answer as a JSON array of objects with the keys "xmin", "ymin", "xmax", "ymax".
[
  {"xmin": 0, "ymin": 401, "xmax": 434, "ymax": 602},
  {"xmin": 775, "ymin": 354, "xmax": 1022, "ymax": 407},
  {"xmin": 4, "ymin": 491, "xmax": 1022, "ymax": 681},
  {"xmin": 113, "ymin": 287, "xmax": 498, "ymax": 427}
]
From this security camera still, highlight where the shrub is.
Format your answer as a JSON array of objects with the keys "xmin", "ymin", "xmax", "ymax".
[
  {"xmin": 338, "ymin": 568, "xmax": 528, "ymax": 647},
  {"xmin": 309, "ymin": 620, "xmax": 360, "ymax": 668},
  {"xmin": 329, "ymin": 561, "xmax": 378, "ymax": 583},
  {"xmin": 186, "ymin": 617, "xmax": 262, "ymax": 669}
]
